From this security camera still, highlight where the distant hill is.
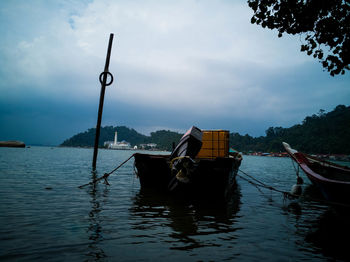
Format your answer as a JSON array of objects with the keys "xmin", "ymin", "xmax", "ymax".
[
  {"xmin": 148, "ymin": 130, "xmax": 183, "ymax": 151},
  {"xmin": 229, "ymin": 105, "xmax": 350, "ymax": 154},
  {"xmin": 60, "ymin": 126, "xmax": 182, "ymax": 151},
  {"xmin": 61, "ymin": 105, "xmax": 350, "ymax": 154}
]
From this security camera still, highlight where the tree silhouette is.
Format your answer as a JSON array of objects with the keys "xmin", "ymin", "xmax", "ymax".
[{"xmin": 248, "ymin": 0, "xmax": 350, "ymax": 76}]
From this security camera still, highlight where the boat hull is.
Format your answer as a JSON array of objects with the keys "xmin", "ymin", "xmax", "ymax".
[
  {"xmin": 133, "ymin": 153, "xmax": 241, "ymax": 201},
  {"xmin": 283, "ymin": 142, "xmax": 350, "ymax": 204},
  {"xmin": 302, "ymin": 164, "xmax": 350, "ymax": 203}
]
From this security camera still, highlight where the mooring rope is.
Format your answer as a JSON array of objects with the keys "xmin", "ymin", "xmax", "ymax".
[
  {"xmin": 237, "ymin": 169, "xmax": 298, "ymax": 200},
  {"xmin": 290, "ymin": 158, "xmax": 300, "ymax": 177},
  {"xmin": 238, "ymin": 169, "xmax": 350, "ymax": 208},
  {"xmin": 169, "ymin": 156, "xmax": 192, "ymax": 169},
  {"xmin": 78, "ymin": 153, "xmax": 135, "ymax": 189},
  {"xmin": 238, "ymin": 169, "xmax": 271, "ymax": 188}
]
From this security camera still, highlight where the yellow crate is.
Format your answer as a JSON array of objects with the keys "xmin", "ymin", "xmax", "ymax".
[{"xmin": 196, "ymin": 130, "xmax": 229, "ymax": 159}]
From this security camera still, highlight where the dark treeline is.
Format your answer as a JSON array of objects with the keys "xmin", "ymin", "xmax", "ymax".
[
  {"xmin": 61, "ymin": 105, "xmax": 350, "ymax": 154},
  {"xmin": 230, "ymin": 105, "xmax": 350, "ymax": 154}
]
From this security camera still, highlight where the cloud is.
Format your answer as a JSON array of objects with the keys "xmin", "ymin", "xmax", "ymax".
[
  {"xmin": 1, "ymin": 1, "xmax": 309, "ymax": 97},
  {"xmin": 0, "ymin": 0, "xmax": 349, "ymax": 144}
]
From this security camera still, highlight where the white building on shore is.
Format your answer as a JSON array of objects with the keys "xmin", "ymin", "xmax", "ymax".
[{"xmin": 104, "ymin": 131, "xmax": 131, "ymax": 150}]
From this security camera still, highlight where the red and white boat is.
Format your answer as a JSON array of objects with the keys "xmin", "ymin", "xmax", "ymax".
[{"xmin": 283, "ymin": 142, "xmax": 350, "ymax": 203}]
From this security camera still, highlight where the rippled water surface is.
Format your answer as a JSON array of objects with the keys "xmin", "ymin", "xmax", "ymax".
[{"xmin": 1, "ymin": 147, "xmax": 350, "ymax": 261}]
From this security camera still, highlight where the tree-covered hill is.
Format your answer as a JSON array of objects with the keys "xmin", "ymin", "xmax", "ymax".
[
  {"xmin": 60, "ymin": 126, "xmax": 182, "ymax": 151},
  {"xmin": 61, "ymin": 105, "xmax": 350, "ymax": 154},
  {"xmin": 148, "ymin": 130, "xmax": 183, "ymax": 151},
  {"xmin": 61, "ymin": 126, "xmax": 147, "ymax": 148},
  {"xmin": 230, "ymin": 105, "xmax": 350, "ymax": 154}
]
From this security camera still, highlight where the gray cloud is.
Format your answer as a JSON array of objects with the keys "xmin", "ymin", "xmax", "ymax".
[{"xmin": 0, "ymin": 0, "xmax": 349, "ymax": 145}]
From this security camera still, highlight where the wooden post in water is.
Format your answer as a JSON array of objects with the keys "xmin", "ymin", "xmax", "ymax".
[{"xmin": 92, "ymin": 33, "xmax": 114, "ymax": 172}]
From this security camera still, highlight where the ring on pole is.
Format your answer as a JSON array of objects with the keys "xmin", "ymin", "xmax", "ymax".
[{"xmin": 99, "ymin": 71, "xmax": 114, "ymax": 86}]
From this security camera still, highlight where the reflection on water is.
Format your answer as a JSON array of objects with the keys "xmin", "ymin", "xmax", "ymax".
[
  {"xmin": 129, "ymin": 185, "xmax": 241, "ymax": 251},
  {"xmin": 86, "ymin": 175, "xmax": 108, "ymax": 261},
  {"xmin": 305, "ymin": 208, "xmax": 350, "ymax": 261},
  {"xmin": 1, "ymin": 148, "xmax": 350, "ymax": 261},
  {"xmin": 298, "ymin": 184, "xmax": 350, "ymax": 261}
]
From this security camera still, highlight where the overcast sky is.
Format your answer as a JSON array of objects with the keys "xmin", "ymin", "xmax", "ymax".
[{"xmin": 0, "ymin": 0, "xmax": 349, "ymax": 145}]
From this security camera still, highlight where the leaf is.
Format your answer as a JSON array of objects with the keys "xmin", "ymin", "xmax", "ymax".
[{"xmin": 248, "ymin": 0, "xmax": 349, "ymax": 76}]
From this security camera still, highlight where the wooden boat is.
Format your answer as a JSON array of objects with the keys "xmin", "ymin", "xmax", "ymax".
[
  {"xmin": 134, "ymin": 127, "xmax": 242, "ymax": 201},
  {"xmin": 283, "ymin": 142, "xmax": 350, "ymax": 203}
]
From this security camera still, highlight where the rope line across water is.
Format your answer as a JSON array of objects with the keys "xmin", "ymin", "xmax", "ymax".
[
  {"xmin": 238, "ymin": 169, "xmax": 350, "ymax": 208},
  {"xmin": 237, "ymin": 169, "xmax": 298, "ymax": 200},
  {"xmin": 78, "ymin": 154, "xmax": 135, "ymax": 188}
]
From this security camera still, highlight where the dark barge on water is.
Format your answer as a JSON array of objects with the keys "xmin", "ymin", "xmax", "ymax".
[
  {"xmin": 134, "ymin": 126, "xmax": 242, "ymax": 201},
  {"xmin": 0, "ymin": 141, "xmax": 25, "ymax": 148}
]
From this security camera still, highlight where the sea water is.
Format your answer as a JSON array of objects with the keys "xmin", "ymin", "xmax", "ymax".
[{"xmin": 1, "ymin": 146, "xmax": 350, "ymax": 261}]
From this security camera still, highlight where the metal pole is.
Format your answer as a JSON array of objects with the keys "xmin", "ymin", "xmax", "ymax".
[{"xmin": 92, "ymin": 33, "xmax": 114, "ymax": 171}]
